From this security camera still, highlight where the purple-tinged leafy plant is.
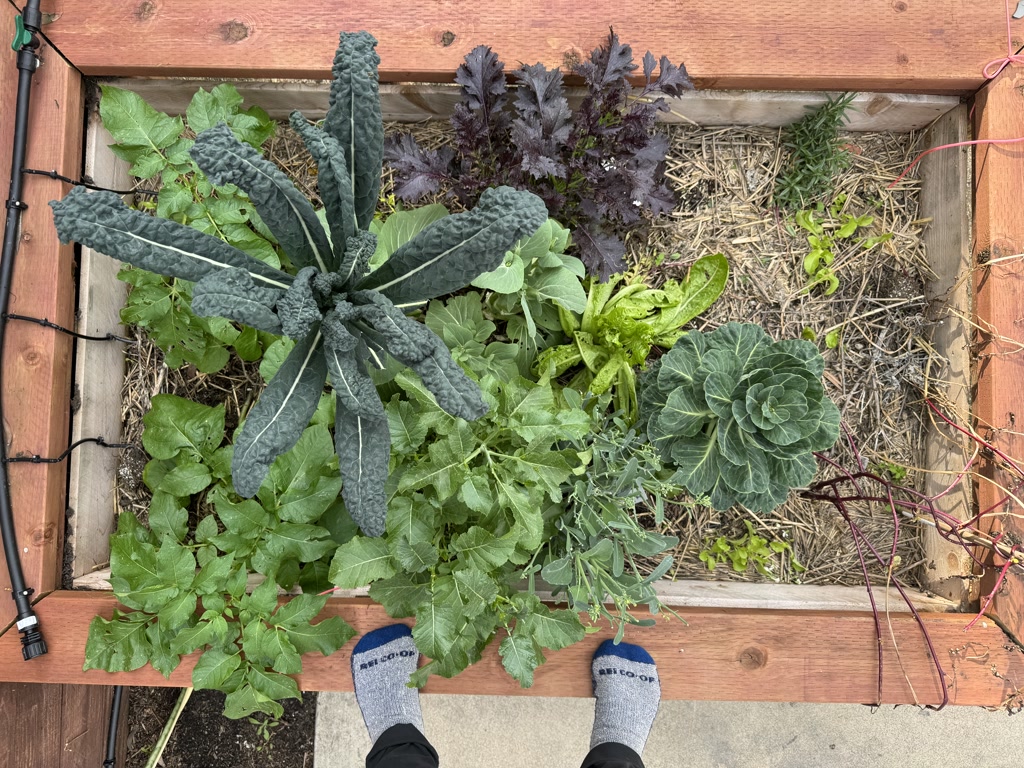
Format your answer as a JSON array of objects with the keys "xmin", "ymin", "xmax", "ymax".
[{"xmin": 385, "ymin": 29, "xmax": 694, "ymax": 281}]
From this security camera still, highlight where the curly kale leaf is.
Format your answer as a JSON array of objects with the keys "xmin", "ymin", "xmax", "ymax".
[
  {"xmin": 50, "ymin": 188, "xmax": 293, "ymax": 291},
  {"xmin": 325, "ymin": 30, "xmax": 384, "ymax": 229},
  {"xmin": 191, "ymin": 123, "xmax": 333, "ymax": 274}
]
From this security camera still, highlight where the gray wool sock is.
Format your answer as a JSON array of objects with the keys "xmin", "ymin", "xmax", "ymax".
[
  {"xmin": 350, "ymin": 624, "xmax": 424, "ymax": 743},
  {"xmin": 590, "ymin": 639, "xmax": 661, "ymax": 755}
]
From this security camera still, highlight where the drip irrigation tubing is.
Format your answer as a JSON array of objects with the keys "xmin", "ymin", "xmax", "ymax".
[
  {"xmin": 103, "ymin": 686, "xmax": 124, "ymax": 768},
  {"xmin": 0, "ymin": 0, "xmax": 47, "ymax": 659}
]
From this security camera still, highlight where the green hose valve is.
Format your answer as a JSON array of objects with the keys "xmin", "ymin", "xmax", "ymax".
[{"xmin": 11, "ymin": 15, "xmax": 32, "ymax": 52}]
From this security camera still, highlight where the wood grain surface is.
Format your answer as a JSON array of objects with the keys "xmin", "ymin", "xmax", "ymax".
[
  {"xmin": 3, "ymin": 591, "xmax": 1021, "ymax": 707},
  {"xmin": 41, "ymin": 0, "xmax": 1009, "ymax": 93},
  {"xmin": 0, "ymin": 3, "xmax": 83, "ymax": 630},
  {"xmin": 972, "ymin": 67, "xmax": 1024, "ymax": 644},
  {"xmin": 0, "ymin": 682, "xmax": 126, "ymax": 768}
]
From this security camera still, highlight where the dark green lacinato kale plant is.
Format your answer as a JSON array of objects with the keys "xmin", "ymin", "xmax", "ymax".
[
  {"xmin": 51, "ymin": 32, "xmax": 546, "ymax": 537},
  {"xmin": 386, "ymin": 29, "xmax": 693, "ymax": 280},
  {"xmin": 639, "ymin": 323, "xmax": 841, "ymax": 512}
]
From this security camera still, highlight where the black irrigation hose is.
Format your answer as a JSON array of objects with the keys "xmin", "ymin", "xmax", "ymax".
[
  {"xmin": 102, "ymin": 685, "xmax": 124, "ymax": 768},
  {"xmin": 0, "ymin": 0, "xmax": 46, "ymax": 659}
]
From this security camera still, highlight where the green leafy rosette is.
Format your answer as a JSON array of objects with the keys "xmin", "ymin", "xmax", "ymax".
[{"xmin": 640, "ymin": 322, "xmax": 840, "ymax": 511}]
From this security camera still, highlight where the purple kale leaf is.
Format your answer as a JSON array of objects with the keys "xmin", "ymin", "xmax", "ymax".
[
  {"xmin": 452, "ymin": 45, "xmax": 511, "ymax": 160},
  {"xmin": 642, "ymin": 52, "xmax": 694, "ymax": 97},
  {"xmin": 511, "ymin": 63, "xmax": 572, "ymax": 179},
  {"xmin": 383, "ymin": 133, "xmax": 455, "ymax": 202},
  {"xmin": 573, "ymin": 225, "xmax": 627, "ymax": 281}
]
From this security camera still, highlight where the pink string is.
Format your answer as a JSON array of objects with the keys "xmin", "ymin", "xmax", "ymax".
[
  {"xmin": 983, "ymin": 0, "xmax": 1024, "ymax": 79},
  {"xmin": 886, "ymin": 0, "xmax": 1024, "ymax": 189},
  {"xmin": 888, "ymin": 136, "xmax": 1024, "ymax": 188}
]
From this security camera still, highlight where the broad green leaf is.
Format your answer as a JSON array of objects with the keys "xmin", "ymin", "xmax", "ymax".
[
  {"xmin": 192, "ymin": 648, "xmax": 242, "ymax": 690},
  {"xmin": 156, "ymin": 590, "xmax": 197, "ymax": 631},
  {"xmin": 247, "ymin": 666, "xmax": 301, "ymax": 702},
  {"xmin": 191, "ymin": 553, "xmax": 235, "ymax": 596},
  {"xmin": 413, "ymin": 582, "xmax": 460, "ymax": 659},
  {"xmin": 371, "ymin": 204, "xmax": 449, "ymax": 270},
  {"xmin": 499, "ymin": 631, "xmax": 541, "ymax": 687},
  {"xmin": 159, "ymin": 459, "xmax": 213, "ymax": 497},
  {"xmin": 51, "ymin": 188, "xmax": 294, "ymax": 290},
  {"xmin": 169, "ymin": 620, "xmax": 217, "ymax": 656},
  {"xmin": 425, "ymin": 292, "xmax": 495, "ymax": 348},
  {"xmin": 648, "ymin": 253, "xmax": 729, "ymax": 339},
  {"xmin": 100, "ymin": 84, "xmax": 183, "ymax": 155},
  {"xmin": 83, "ymin": 611, "xmax": 152, "ymax": 673},
  {"xmin": 329, "ymin": 536, "xmax": 396, "ymax": 588},
  {"xmin": 386, "ymin": 398, "xmax": 429, "ymax": 454},
  {"xmin": 286, "ymin": 616, "xmax": 356, "ymax": 656},
  {"xmin": 325, "ymin": 31, "xmax": 384, "ymax": 229},
  {"xmin": 524, "ymin": 606, "xmax": 585, "ymax": 651},
  {"xmin": 191, "ymin": 123, "xmax": 333, "ymax": 273},
  {"xmin": 223, "ymin": 682, "xmax": 284, "ymax": 720},
  {"xmin": 232, "ymin": 327, "xmax": 328, "ymax": 497},
  {"xmin": 452, "ymin": 569, "xmax": 498, "ymax": 618},
  {"xmin": 272, "ymin": 593, "xmax": 327, "ymax": 628},
  {"xmin": 358, "ymin": 186, "xmax": 547, "ymax": 306},
  {"xmin": 186, "ymin": 84, "xmax": 243, "ymax": 134},
  {"xmin": 259, "ymin": 627, "xmax": 303, "ymax": 675},
  {"xmin": 148, "ymin": 491, "xmax": 188, "ymax": 542},
  {"xmin": 211, "ymin": 487, "xmax": 270, "ymax": 537},
  {"xmin": 390, "ymin": 537, "xmax": 438, "ymax": 573},
  {"xmin": 472, "ymin": 250, "xmax": 525, "ymax": 293},
  {"xmin": 369, "ymin": 574, "xmax": 431, "ymax": 618},
  {"xmin": 452, "ymin": 526, "xmax": 516, "ymax": 571},
  {"xmin": 142, "ymin": 394, "xmax": 224, "ymax": 462},
  {"xmin": 529, "ymin": 267, "xmax": 587, "ymax": 313}
]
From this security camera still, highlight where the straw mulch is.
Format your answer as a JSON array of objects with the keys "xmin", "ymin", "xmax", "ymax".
[{"xmin": 116, "ymin": 118, "xmax": 953, "ymax": 590}]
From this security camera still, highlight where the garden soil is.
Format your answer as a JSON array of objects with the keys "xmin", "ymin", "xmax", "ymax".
[{"xmin": 124, "ymin": 687, "xmax": 317, "ymax": 768}]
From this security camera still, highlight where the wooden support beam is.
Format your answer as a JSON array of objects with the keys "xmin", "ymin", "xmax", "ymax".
[
  {"xmin": 0, "ymin": 682, "xmax": 126, "ymax": 768},
  {"xmin": 0, "ymin": 3, "xmax": 84, "ymax": 629},
  {"xmin": 43, "ymin": 1, "xmax": 1008, "ymax": 93},
  {"xmin": 972, "ymin": 67, "xmax": 1024, "ymax": 644},
  {"xmin": 2, "ymin": 591, "xmax": 1021, "ymax": 707},
  {"xmin": 919, "ymin": 104, "xmax": 976, "ymax": 607}
]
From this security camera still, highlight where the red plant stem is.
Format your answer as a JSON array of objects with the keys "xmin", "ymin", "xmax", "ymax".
[{"xmin": 927, "ymin": 400, "xmax": 1024, "ymax": 479}]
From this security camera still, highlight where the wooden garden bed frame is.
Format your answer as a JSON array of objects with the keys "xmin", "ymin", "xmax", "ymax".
[{"xmin": 1, "ymin": 1, "xmax": 1023, "ymax": 709}]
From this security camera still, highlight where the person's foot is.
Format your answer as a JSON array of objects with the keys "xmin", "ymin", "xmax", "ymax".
[
  {"xmin": 590, "ymin": 639, "xmax": 661, "ymax": 755},
  {"xmin": 351, "ymin": 624, "xmax": 424, "ymax": 743}
]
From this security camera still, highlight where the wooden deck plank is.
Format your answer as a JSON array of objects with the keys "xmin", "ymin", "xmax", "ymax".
[
  {"xmin": 972, "ymin": 68, "xmax": 1024, "ymax": 643},
  {"xmin": 0, "ymin": 4, "xmax": 84, "ymax": 629},
  {"xmin": 0, "ymin": 683, "xmax": 124, "ymax": 768},
  {"xmin": 1, "ymin": 591, "xmax": 1020, "ymax": 707},
  {"xmin": 43, "ymin": 1, "xmax": 1007, "ymax": 93}
]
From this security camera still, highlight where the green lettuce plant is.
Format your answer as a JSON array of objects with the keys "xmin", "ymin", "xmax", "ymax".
[
  {"xmin": 639, "ymin": 322, "xmax": 840, "ymax": 511},
  {"xmin": 534, "ymin": 253, "xmax": 728, "ymax": 419},
  {"xmin": 51, "ymin": 32, "xmax": 546, "ymax": 537}
]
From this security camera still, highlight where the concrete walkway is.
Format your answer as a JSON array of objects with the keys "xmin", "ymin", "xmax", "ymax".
[{"xmin": 315, "ymin": 693, "xmax": 1022, "ymax": 767}]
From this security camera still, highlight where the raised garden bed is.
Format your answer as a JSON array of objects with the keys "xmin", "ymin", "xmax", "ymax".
[{"xmin": 1, "ymin": 3, "xmax": 1023, "ymax": 727}]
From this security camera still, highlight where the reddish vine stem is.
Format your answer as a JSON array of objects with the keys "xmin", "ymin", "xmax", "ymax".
[{"xmin": 803, "ymin": 399, "xmax": 1024, "ymax": 709}]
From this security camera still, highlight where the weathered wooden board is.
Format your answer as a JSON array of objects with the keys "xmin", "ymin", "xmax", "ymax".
[
  {"xmin": 972, "ymin": 67, "xmax": 1024, "ymax": 644},
  {"xmin": 42, "ymin": 1, "xmax": 1007, "ymax": 93},
  {"xmin": 72, "ymin": 567, "xmax": 957, "ymax": 613},
  {"xmin": 0, "ymin": 3, "xmax": 84, "ymax": 630},
  {"xmin": 1, "ymin": 591, "xmax": 1019, "ymax": 707},
  {"xmin": 918, "ymin": 104, "xmax": 976, "ymax": 607},
  {"xmin": 0, "ymin": 682, "xmax": 126, "ymax": 768},
  {"xmin": 95, "ymin": 79, "xmax": 960, "ymax": 132},
  {"xmin": 66, "ymin": 114, "xmax": 130, "ymax": 580}
]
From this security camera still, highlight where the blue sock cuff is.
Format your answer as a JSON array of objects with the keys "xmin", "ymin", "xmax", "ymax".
[
  {"xmin": 594, "ymin": 639, "xmax": 655, "ymax": 666},
  {"xmin": 353, "ymin": 624, "xmax": 413, "ymax": 656}
]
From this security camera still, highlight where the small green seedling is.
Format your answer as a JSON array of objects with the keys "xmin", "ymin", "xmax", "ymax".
[{"xmin": 698, "ymin": 520, "xmax": 805, "ymax": 580}]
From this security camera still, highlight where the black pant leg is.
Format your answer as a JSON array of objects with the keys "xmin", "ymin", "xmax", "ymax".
[
  {"xmin": 579, "ymin": 741, "xmax": 646, "ymax": 768},
  {"xmin": 365, "ymin": 723, "xmax": 440, "ymax": 768}
]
